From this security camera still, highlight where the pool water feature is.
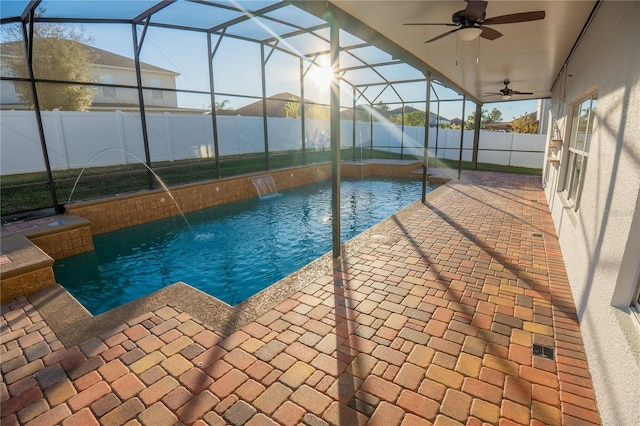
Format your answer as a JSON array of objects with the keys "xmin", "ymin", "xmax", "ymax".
[{"xmin": 54, "ymin": 178, "xmax": 434, "ymax": 315}]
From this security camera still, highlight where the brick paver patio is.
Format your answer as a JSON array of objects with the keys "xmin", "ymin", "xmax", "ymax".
[{"xmin": 1, "ymin": 171, "xmax": 601, "ymax": 425}]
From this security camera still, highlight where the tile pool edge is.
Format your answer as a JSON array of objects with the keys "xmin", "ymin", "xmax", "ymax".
[{"xmin": 30, "ymin": 180, "xmax": 451, "ymax": 347}]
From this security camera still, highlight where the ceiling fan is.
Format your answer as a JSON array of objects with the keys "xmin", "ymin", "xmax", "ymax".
[
  {"xmin": 486, "ymin": 80, "xmax": 534, "ymax": 100},
  {"xmin": 405, "ymin": 0, "xmax": 545, "ymax": 43}
]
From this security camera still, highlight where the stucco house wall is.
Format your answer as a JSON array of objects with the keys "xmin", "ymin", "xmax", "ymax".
[
  {"xmin": 93, "ymin": 65, "xmax": 178, "ymax": 110},
  {"xmin": 542, "ymin": 2, "xmax": 640, "ymax": 425}
]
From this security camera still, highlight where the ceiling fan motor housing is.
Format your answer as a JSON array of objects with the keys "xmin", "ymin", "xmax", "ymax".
[{"xmin": 452, "ymin": 9, "xmax": 486, "ymax": 26}]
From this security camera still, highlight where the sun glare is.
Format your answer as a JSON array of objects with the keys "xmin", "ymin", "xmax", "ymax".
[{"xmin": 308, "ymin": 58, "xmax": 335, "ymax": 88}]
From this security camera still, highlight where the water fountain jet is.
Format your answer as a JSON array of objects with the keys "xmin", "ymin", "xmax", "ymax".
[
  {"xmin": 66, "ymin": 148, "xmax": 194, "ymax": 234},
  {"xmin": 250, "ymin": 175, "xmax": 278, "ymax": 198}
]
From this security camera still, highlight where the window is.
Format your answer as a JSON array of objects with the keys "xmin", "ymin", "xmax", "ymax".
[
  {"xmin": 100, "ymin": 74, "xmax": 116, "ymax": 97},
  {"xmin": 563, "ymin": 92, "xmax": 597, "ymax": 208},
  {"xmin": 150, "ymin": 78, "xmax": 163, "ymax": 100}
]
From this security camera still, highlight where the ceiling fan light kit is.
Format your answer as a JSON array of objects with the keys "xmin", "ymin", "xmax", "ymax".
[{"xmin": 457, "ymin": 27, "xmax": 482, "ymax": 41}]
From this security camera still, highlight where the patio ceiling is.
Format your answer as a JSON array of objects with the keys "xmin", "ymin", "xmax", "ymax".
[{"xmin": 305, "ymin": 0, "xmax": 598, "ymax": 103}]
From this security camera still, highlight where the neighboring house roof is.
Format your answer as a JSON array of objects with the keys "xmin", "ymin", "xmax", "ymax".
[
  {"xmin": 90, "ymin": 44, "xmax": 179, "ymax": 75},
  {"xmin": 218, "ymin": 92, "xmax": 323, "ymax": 117},
  {"xmin": 339, "ymin": 104, "xmax": 386, "ymax": 120},
  {"xmin": 388, "ymin": 106, "xmax": 450, "ymax": 122},
  {"xmin": 1, "ymin": 39, "xmax": 178, "ymax": 75}
]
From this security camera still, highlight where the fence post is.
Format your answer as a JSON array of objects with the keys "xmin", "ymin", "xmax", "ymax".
[
  {"xmin": 52, "ymin": 108, "xmax": 70, "ymax": 170},
  {"xmin": 164, "ymin": 112, "xmax": 174, "ymax": 162},
  {"xmin": 115, "ymin": 110, "xmax": 127, "ymax": 165},
  {"xmin": 508, "ymin": 132, "xmax": 515, "ymax": 166}
]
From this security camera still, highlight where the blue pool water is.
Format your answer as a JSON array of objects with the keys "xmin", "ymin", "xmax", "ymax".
[{"xmin": 54, "ymin": 178, "xmax": 433, "ymax": 314}]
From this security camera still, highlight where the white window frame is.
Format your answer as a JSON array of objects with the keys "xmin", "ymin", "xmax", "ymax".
[
  {"xmin": 562, "ymin": 92, "xmax": 597, "ymax": 209},
  {"xmin": 100, "ymin": 74, "xmax": 116, "ymax": 98},
  {"xmin": 150, "ymin": 78, "xmax": 163, "ymax": 100}
]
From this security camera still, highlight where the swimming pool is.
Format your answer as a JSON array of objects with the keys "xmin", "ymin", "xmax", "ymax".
[{"xmin": 54, "ymin": 178, "xmax": 434, "ymax": 314}]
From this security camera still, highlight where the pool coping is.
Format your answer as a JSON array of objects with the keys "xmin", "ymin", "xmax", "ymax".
[{"xmin": 29, "ymin": 179, "xmax": 451, "ymax": 347}]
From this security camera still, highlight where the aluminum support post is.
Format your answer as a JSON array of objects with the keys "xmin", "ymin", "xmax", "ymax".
[
  {"xmin": 422, "ymin": 74, "xmax": 431, "ymax": 204},
  {"xmin": 329, "ymin": 13, "xmax": 341, "ymax": 259},
  {"xmin": 472, "ymin": 102, "xmax": 481, "ymax": 170},
  {"xmin": 458, "ymin": 95, "xmax": 466, "ymax": 179},
  {"xmin": 132, "ymin": 22, "xmax": 154, "ymax": 189}
]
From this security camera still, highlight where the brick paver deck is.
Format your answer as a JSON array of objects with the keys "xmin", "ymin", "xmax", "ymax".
[{"xmin": 0, "ymin": 171, "xmax": 601, "ymax": 425}]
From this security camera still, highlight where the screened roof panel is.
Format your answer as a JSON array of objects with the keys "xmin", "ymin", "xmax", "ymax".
[
  {"xmin": 348, "ymin": 45, "xmax": 394, "ymax": 64},
  {"xmin": 342, "ymin": 67, "xmax": 386, "ymax": 86},
  {"xmin": 338, "ymin": 29, "xmax": 366, "ymax": 49},
  {"xmin": 279, "ymin": 32, "xmax": 329, "ymax": 57},
  {"xmin": 0, "ymin": 0, "xmax": 30, "ymax": 20},
  {"xmin": 374, "ymin": 63, "xmax": 424, "ymax": 82},
  {"xmin": 35, "ymin": 0, "xmax": 156, "ymax": 20},
  {"xmin": 150, "ymin": 1, "xmax": 244, "ymax": 30},
  {"xmin": 264, "ymin": 4, "xmax": 326, "ymax": 28},
  {"xmin": 217, "ymin": 0, "xmax": 283, "ymax": 13},
  {"xmin": 339, "ymin": 51, "xmax": 366, "ymax": 69},
  {"xmin": 0, "ymin": 0, "xmax": 431, "ymax": 95},
  {"xmin": 223, "ymin": 16, "xmax": 298, "ymax": 40}
]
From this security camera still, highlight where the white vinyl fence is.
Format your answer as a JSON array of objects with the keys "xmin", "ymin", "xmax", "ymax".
[{"xmin": 0, "ymin": 109, "xmax": 545, "ymax": 175}]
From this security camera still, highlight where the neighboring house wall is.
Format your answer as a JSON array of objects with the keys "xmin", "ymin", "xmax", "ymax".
[
  {"xmin": 0, "ymin": 51, "xmax": 25, "ymax": 107},
  {"xmin": 542, "ymin": 2, "xmax": 640, "ymax": 426},
  {"xmin": 0, "ymin": 43, "xmax": 178, "ymax": 110},
  {"xmin": 93, "ymin": 65, "xmax": 178, "ymax": 110}
]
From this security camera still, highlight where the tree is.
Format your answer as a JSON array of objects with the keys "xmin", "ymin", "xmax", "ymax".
[
  {"xmin": 404, "ymin": 110, "xmax": 426, "ymax": 127},
  {"xmin": 465, "ymin": 111, "xmax": 477, "ymax": 130},
  {"xmin": 282, "ymin": 97, "xmax": 301, "ymax": 118},
  {"xmin": 389, "ymin": 110, "xmax": 425, "ymax": 127},
  {"xmin": 511, "ymin": 112, "xmax": 539, "ymax": 134},
  {"xmin": 376, "ymin": 101, "xmax": 389, "ymax": 113},
  {"xmin": 306, "ymin": 104, "xmax": 329, "ymax": 120},
  {"xmin": 2, "ymin": 22, "xmax": 97, "ymax": 111},
  {"xmin": 486, "ymin": 108, "xmax": 503, "ymax": 124},
  {"xmin": 215, "ymin": 99, "xmax": 230, "ymax": 110},
  {"xmin": 465, "ymin": 107, "xmax": 504, "ymax": 129}
]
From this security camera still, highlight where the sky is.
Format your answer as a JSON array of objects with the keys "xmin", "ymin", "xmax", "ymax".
[{"xmin": 51, "ymin": 19, "xmax": 538, "ymax": 123}]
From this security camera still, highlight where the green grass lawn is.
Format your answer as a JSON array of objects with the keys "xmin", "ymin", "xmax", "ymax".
[{"xmin": 1, "ymin": 149, "xmax": 540, "ymax": 219}]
